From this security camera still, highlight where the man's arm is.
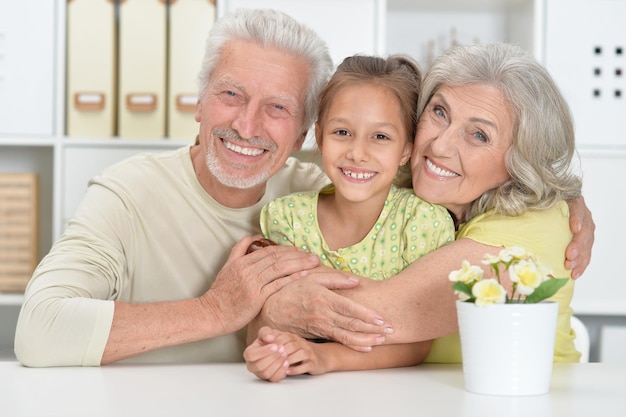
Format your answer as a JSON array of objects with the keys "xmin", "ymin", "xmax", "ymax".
[
  {"xmin": 101, "ymin": 238, "xmax": 321, "ymax": 364},
  {"xmin": 15, "ymin": 237, "xmax": 322, "ymax": 367}
]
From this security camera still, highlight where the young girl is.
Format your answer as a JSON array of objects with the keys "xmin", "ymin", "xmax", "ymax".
[{"xmin": 244, "ymin": 55, "xmax": 455, "ymax": 382}]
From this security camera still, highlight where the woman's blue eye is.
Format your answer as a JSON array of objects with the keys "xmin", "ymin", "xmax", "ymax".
[{"xmin": 474, "ymin": 131, "xmax": 488, "ymax": 142}]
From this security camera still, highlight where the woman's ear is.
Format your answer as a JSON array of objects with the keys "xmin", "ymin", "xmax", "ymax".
[{"xmin": 400, "ymin": 142, "xmax": 413, "ymax": 166}]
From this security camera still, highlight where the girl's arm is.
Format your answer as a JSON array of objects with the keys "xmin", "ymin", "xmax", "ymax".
[
  {"xmin": 244, "ymin": 326, "xmax": 431, "ymax": 382},
  {"xmin": 298, "ymin": 340, "xmax": 432, "ymax": 375}
]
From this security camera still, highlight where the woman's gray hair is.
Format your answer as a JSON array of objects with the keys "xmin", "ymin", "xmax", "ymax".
[
  {"xmin": 197, "ymin": 8, "xmax": 333, "ymax": 135},
  {"xmin": 419, "ymin": 42, "xmax": 582, "ymax": 221}
]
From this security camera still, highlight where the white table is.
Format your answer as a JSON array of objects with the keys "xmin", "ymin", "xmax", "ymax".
[{"xmin": 2, "ymin": 362, "xmax": 625, "ymax": 417}]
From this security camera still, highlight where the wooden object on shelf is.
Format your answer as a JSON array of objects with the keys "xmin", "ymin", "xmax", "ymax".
[{"xmin": 0, "ymin": 173, "xmax": 38, "ymax": 293}]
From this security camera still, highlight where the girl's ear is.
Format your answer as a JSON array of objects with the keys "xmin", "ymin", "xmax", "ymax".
[
  {"xmin": 293, "ymin": 130, "xmax": 307, "ymax": 152},
  {"xmin": 314, "ymin": 122, "xmax": 323, "ymax": 150}
]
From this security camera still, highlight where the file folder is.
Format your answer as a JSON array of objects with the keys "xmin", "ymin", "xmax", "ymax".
[
  {"xmin": 66, "ymin": 0, "xmax": 116, "ymax": 137},
  {"xmin": 118, "ymin": 0, "xmax": 167, "ymax": 138},
  {"xmin": 168, "ymin": 0, "xmax": 216, "ymax": 140}
]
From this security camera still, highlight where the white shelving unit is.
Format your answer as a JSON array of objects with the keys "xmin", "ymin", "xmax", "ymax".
[
  {"xmin": 0, "ymin": 0, "xmax": 550, "ymax": 359},
  {"xmin": 387, "ymin": 0, "xmax": 541, "ymax": 67}
]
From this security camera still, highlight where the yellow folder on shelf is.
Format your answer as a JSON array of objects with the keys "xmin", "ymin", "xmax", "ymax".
[
  {"xmin": 167, "ymin": 0, "xmax": 215, "ymax": 140},
  {"xmin": 66, "ymin": 0, "xmax": 116, "ymax": 138},
  {"xmin": 118, "ymin": 0, "xmax": 167, "ymax": 138}
]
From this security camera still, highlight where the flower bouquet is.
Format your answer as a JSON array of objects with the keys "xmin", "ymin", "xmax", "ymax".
[{"xmin": 449, "ymin": 246, "xmax": 569, "ymax": 305}]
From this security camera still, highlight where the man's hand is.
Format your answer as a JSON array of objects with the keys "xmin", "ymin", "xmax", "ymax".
[
  {"xmin": 259, "ymin": 266, "xmax": 391, "ymax": 351},
  {"xmin": 566, "ymin": 196, "xmax": 595, "ymax": 278},
  {"xmin": 200, "ymin": 237, "xmax": 321, "ymax": 335}
]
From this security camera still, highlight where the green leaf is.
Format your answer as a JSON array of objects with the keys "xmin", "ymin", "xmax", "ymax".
[
  {"xmin": 524, "ymin": 278, "xmax": 570, "ymax": 303},
  {"xmin": 452, "ymin": 281, "xmax": 473, "ymax": 300}
]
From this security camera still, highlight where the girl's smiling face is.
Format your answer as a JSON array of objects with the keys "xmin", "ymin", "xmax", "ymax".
[{"xmin": 316, "ymin": 83, "xmax": 412, "ymax": 206}]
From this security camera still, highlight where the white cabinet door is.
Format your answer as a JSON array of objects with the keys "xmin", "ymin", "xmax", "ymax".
[
  {"xmin": 571, "ymin": 150, "xmax": 626, "ymax": 316},
  {"xmin": 0, "ymin": 0, "xmax": 56, "ymax": 136},
  {"xmin": 216, "ymin": 0, "xmax": 386, "ymax": 67},
  {"xmin": 545, "ymin": 0, "xmax": 626, "ymax": 147}
]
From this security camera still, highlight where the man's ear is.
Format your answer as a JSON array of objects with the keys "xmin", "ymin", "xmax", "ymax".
[{"xmin": 194, "ymin": 100, "xmax": 202, "ymax": 123}]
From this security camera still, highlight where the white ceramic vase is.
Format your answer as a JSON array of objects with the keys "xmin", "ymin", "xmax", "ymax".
[{"xmin": 456, "ymin": 300, "xmax": 559, "ymax": 396}]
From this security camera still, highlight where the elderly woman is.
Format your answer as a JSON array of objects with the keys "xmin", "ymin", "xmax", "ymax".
[
  {"xmin": 408, "ymin": 42, "xmax": 581, "ymax": 362},
  {"xmin": 256, "ymin": 42, "xmax": 585, "ymax": 365}
]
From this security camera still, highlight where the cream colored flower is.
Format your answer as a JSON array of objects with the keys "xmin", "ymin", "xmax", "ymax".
[
  {"xmin": 509, "ymin": 258, "xmax": 546, "ymax": 295},
  {"xmin": 452, "ymin": 247, "xmax": 567, "ymax": 304},
  {"xmin": 455, "ymin": 291, "xmax": 472, "ymax": 302},
  {"xmin": 472, "ymin": 278, "xmax": 507, "ymax": 305},
  {"xmin": 481, "ymin": 253, "xmax": 501, "ymax": 266},
  {"xmin": 499, "ymin": 246, "xmax": 530, "ymax": 263},
  {"xmin": 449, "ymin": 260, "xmax": 483, "ymax": 284}
]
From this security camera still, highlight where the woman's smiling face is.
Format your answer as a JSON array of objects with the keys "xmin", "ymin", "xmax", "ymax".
[{"xmin": 411, "ymin": 83, "xmax": 514, "ymax": 222}]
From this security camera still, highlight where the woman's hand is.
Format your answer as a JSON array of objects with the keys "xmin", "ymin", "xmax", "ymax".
[
  {"xmin": 259, "ymin": 266, "xmax": 391, "ymax": 350},
  {"xmin": 566, "ymin": 196, "xmax": 595, "ymax": 278},
  {"xmin": 199, "ymin": 237, "xmax": 319, "ymax": 335}
]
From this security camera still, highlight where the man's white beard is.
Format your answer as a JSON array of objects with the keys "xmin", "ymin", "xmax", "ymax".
[{"xmin": 205, "ymin": 152, "xmax": 272, "ymax": 189}]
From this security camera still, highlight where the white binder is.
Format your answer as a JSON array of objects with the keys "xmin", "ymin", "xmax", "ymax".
[
  {"xmin": 118, "ymin": 0, "xmax": 167, "ymax": 138},
  {"xmin": 168, "ymin": 0, "xmax": 215, "ymax": 140},
  {"xmin": 66, "ymin": 0, "xmax": 116, "ymax": 137}
]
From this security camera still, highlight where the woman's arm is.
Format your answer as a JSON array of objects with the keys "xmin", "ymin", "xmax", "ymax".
[
  {"xmin": 259, "ymin": 238, "xmax": 498, "ymax": 347},
  {"xmin": 339, "ymin": 238, "xmax": 499, "ymax": 344},
  {"xmin": 259, "ymin": 196, "xmax": 594, "ymax": 348}
]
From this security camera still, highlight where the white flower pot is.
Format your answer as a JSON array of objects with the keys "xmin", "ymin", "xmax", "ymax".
[{"xmin": 456, "ymin": 300, "xmax": 559, "ymax": 396}]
